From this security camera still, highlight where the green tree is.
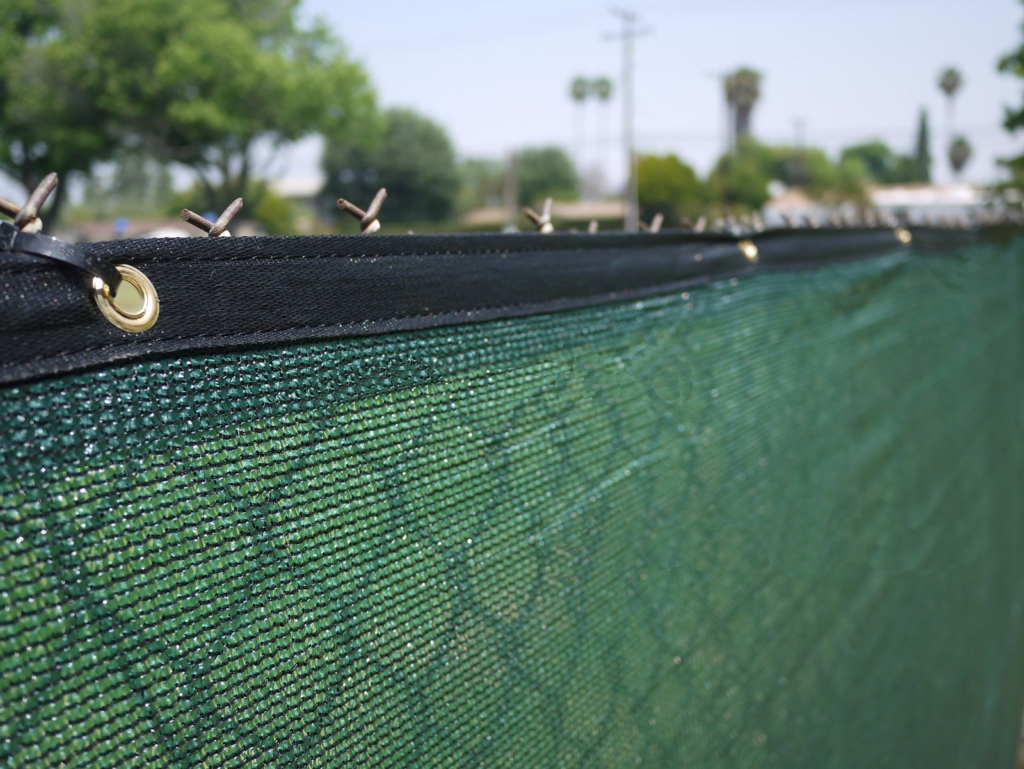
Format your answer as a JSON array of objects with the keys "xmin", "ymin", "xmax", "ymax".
[
  {"xmin": 999, "ymin": 20, "xmax": 1024, "ymax": 178},
  {"xmin": 514, "ymin": 147, "xmax": 579, "ymax": 207},
  {"xmin": 835, "ymin": 155, "xmax": 870, "ymax": 199},
  {"xmin": 705, "ymin": 140, "xmax": 772, "ymax": 211},
  {"xmin": 938, "ymin": 67, "xmax": 963, "ymax": 135},
  {"xmin": 913, "ymin": 109, "xmax": 932, "ymax": 183},
  {"xmin": 840, "ymin": 142, "xmax": 900, "ymax": 183},
  {"xmin": 323, "ymin": 108, "xmax": 459, "ymax": 222},
  {"xmin": 94, "ymin": 0, "xmax": 378, "ymax": 212},
  {"xmin": 724, "ymin": 68, "xmax": 763, "ymax": 143},
  {"xmin": 838, "ymin": 140, "xmax": 927, "ymax": 185},
  {"xmin": 570, "ymin": 77, "xmax": 589, "ymax": 102},
  {"xmin": 1, "ymin": 0, "xmax": 379, "ymax": 221},
  {"xmin": 766, "ymin": 146, "xmax": 839, "ymax": 196},
  {"xmin": 707, "ymin": 139, "xmax": 869, "ymax": 210},
  {"xmin": 592, "ymin": 78, "xmax": 613, "ymax": 101},
  {"xmin": 948, "ymin": 136, "xmax": 973, "ymax": 179},
  {"xmin": 0, "ymin": 0, "xmax": 117, "ymax": 222},
  {"xmin": 457, "ymin": 158, "xmax": 506, "ymax": 213},
  {"xmin": 637, "ymin": 154, "xmax": 703, "ymax": 222},
  {"xmin": 250, "ymin": 183, "xmax": 298, "ymax": 235}
]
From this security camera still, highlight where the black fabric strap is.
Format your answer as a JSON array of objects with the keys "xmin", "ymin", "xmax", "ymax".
[
  {"xmin": 0, "ymin": 225, "xmax": 1012, "ymax": 385},
  {"xmin": 0, "ymin": 221, "xmax": 122, "ymax": 291}
]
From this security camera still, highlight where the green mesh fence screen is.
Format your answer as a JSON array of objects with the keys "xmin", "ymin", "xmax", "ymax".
[{"xmin": 2, "ymin": 237, "xmax": 1024, "ymax": 767}]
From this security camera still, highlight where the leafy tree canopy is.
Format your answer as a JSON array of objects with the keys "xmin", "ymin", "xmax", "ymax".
[
  {"xmin": 637, "ymin": 154, "xmax": 703, "ymax": 222},
  {"xmin": 1, "ymin": 0, "xmax": 379, "ymax": 220},
  {"xmin": 999, "ymin": 14, "xmax": 1024, "ymax": 170},
  {"xmin": 948, "ymin": 135, "xmax": 973, "ymax": 177},
  {"xmin": 514, "ymin": 147, "xmax": 579, "ymax": 207},
  {"xmin": 705, "ymin": 141, "xmax": 772, "ymax": 211},
  {"xmin": 323, "ymin": 108, "xmax": 459, "ymax": 222},
  {"xmin": 839, "ymin": 141, "xmax": 926, "ymax": 185},
  {"xmin": 457, "ymin": 158, "xmax": 506, "ymax": 213},
  {"xmin": 939, "ymin": 67, "xmax": 963, "ymax": 98},
  {"xmin": 840, "ymin": 142, "xmax": 900, "ymax": 183},
  {"xmin": 0, "ymin": 0, "xmax": 116, "ymax": 220},
  {"xmin": 707, "ymin": 139, "xmax": 855, "ymax": 210},
  {"xmin": 913, "ymin": 109, "xmax": 932, "ymax": 183}
]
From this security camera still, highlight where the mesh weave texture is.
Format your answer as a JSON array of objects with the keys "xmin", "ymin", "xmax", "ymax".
[{"xmin": 2, "ymin": 240, "xmax": 1024, "ymax": 767}]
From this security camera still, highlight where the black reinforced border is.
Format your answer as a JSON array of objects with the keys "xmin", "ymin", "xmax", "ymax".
[{"xmin": 0, "ymin": 226, "xmax": 1004, "ymax": 385}]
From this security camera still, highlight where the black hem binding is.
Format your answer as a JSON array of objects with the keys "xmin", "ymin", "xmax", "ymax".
[{"xmin": 0, "ymin": 226, "xmax": 1009, "ymax": 385}]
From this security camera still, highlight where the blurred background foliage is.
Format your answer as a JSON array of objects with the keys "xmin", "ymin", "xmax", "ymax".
[
  {"xmin": 323, "ymin": 108, "xmax": 458, "ymax": 223},
  {"xmin": 0, "ymin": 2, "xmax": 1020, "ymax": 233},
  {"xmin": 1, "ymin": 0, "xmax": 377, "ymax": 224}
]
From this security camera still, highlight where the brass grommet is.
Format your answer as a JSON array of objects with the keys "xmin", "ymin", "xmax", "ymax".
[
  {"xmin": 895, "ymin": 227, "xmax": 912, "ymax": 244},
  {"xmin": 92, "ymin": 264, "xmax": 159, "ymax": 333},
  {"xmin": 738, "ymin": 239, "xmax": 759, "ymax": 262}
]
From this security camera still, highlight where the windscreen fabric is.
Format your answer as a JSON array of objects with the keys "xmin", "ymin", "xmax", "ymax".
[{"xmin": 2, "ymin": 238, "xmax": 1024, "ymax": 767}]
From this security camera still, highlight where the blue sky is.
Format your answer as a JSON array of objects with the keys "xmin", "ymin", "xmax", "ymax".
[{"xmin": 289, "ymin": 0, "xmax": 1024, "ymax": 188}]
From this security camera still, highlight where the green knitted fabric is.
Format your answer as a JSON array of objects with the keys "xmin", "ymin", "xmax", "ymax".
[{"xmin": 2, "ymin": 240, "xmax": 1024, "ymax": 767}]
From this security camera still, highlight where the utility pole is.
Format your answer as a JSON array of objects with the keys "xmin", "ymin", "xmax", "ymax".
[
  {"xmin": 606, "ymin": 9, "xmax": 650, "ymax": 232},
  {"xmin": 793, "ymin": 117, "xmax": 806, "ymax": 150}
]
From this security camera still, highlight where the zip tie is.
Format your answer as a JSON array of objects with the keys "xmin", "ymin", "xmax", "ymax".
[
  {"xmin": 338, "ymin": 188, "xmax": 387, "ymax": 234},
  {"xmin": 523, "ymin": 198, "xmax": 554, "ymax": 233},
  {"xmin": 181, "ymin": 198, "xmax": 243, "ymax": 237},
  {"xmin": 0, "ymin": 173, "xmax": 58, "ymax": 234},
  {"xmin": 0, "ymin": 221, "xmax": 122, "ymax": 292}
]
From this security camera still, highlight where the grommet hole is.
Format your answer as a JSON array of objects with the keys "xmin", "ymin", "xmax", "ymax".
[{"xmin": 93, "ymin": 264, "xmax": 159, "ymax": 333}]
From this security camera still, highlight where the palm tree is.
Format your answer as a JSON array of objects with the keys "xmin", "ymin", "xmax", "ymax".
[
  {"xmin": 725, "ymin": 68, "xmax": 762, "ymax": 145},
  {"xmin": 938, "ymin": 67, "xmax": 963, "ymax": 129},
  {"xmin": 948, "ymin": 135, "xmax": 972, "ymax": 179},
  {"xmin": 592, "ymin": 77, "xmax": 613, "ymax": 195},
  {"xmin": 570, "ymin": 76, "xmax": 590, "ymax": 180},
  {"xmin": 570, "ymin": 76, "xmax": 590, "ymax": 103}
]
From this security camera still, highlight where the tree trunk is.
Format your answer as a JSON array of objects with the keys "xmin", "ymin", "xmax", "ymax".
[{"xmin": 735, "ymin": 106, "xmax": 751, "ymax": 142}]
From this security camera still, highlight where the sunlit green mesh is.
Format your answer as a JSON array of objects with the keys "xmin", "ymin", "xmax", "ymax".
[{"xmin": 2, "ymin": 240, "xmax": 1024, "ymax": 768}]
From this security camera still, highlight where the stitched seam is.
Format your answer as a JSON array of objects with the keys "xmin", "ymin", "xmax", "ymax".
[{"xmin": 0, "ymin": 243, "xmax": 714, "ymax": 274}]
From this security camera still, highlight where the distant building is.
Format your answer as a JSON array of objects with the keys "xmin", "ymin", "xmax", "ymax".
[
  {"xmin": 762, "ymin": 181, "xmax": 998, "ymax": 228},
  {"xmin": 460, "ymin": 199, "xmax": 627, "ymax": 230},
  {"xmin": 762, "ymin": 184, "xmax": 831, "ymax": 227},
  {"xmin": 868, "ymin": 183, "xmax": 991, "ymax": 224}
]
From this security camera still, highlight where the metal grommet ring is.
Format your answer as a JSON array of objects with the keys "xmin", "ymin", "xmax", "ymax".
[
  {"xmin": 738, "ymin": 239, "xmax": 759, "ymax": 262},
  {"xmin": 92, "ymin": 264, "xmax": 159, "ymax": 333}
]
